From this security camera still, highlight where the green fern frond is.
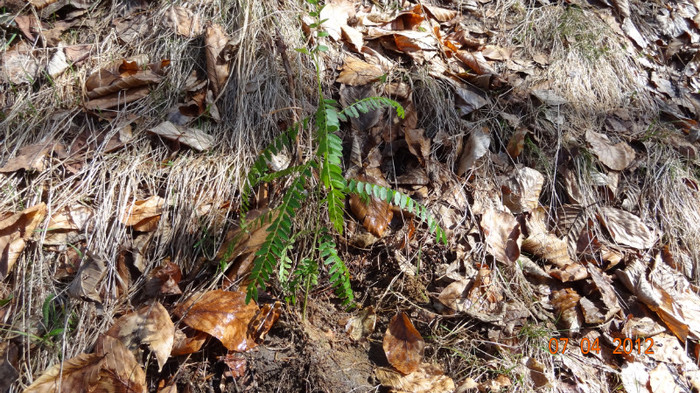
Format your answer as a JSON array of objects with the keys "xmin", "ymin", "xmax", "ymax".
[
  {"xmin": 316, "ymin": 101, "xmax": 347, "ymax": 234},
  {"xmin": 338, "ymin": 96, "xmax": 405, "ymax": 121},
  {"xmin": 318, "ymin": 231, "xmax": 353, "ymax": 306},
  {"xmin": 346, "ymin": 179, "xmax": 448, "ymax": 244},
  {"xmin": 246, "ymin": 164, "xmax": 311, "ymax": 303},
  {"xmin": 241, "ymin": 122, "xmax": 302, "ymax": 215}
]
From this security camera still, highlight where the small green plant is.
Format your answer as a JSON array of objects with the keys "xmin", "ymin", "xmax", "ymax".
[{"xmin": 241, "ymin": 0, "xmax": 446, "ymax": 307}]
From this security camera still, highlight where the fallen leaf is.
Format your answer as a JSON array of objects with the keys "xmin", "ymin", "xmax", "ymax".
[
  {"xmin": 506, "ymin": 127, "xmax": 528, "ymax": 158},
  {"xmin": 344, "ymin": 306, "xmax": 377, "ymax": 341},
  {"xmin": 480, "ymin": 209, "xmax": 521, "ymax": 264},
  {"xmin": 587, "ymin": 265, "xmax": 621, "ymax": 320},
  {"xmin": 168, "ymin": 6, "xmax": 203, "ymax": 37},
  {"xmin": 175, "ymin": 290, "xmax": 259, "ymax": 352},
  {"xmin": 320, "ymin": 0, "xmax": 355, "ymax": 41},
  {"xmin": 375, "ymin": 363, "xmax": 455, "ymax": 393},
  {"xmin": 383, "ymin": 312, "xmax": 425, "ymax": 374},
  {"xmin": 531, "ymin": 89, "xmax": 568, "ymax": 106},
  {"xmin": 422, "ymin": 4, "xmax": 457, "ymax": 22},
  {"xmin": 120, "ymin": 196, "xmax": 165, "ymax": 231},
  {"xmin": 620, "ymin": 362, "xmax": 649, "ymax": 393},
  {"xmin": 597, "ymin": 206, "xmax": 655, "ymax": 249},
  {"xmin": 341, "ymin": 25, "xmax": 364, "ymax": 52},
  {"xmin": 482, "ymin": 45, "xmax": 513, "ymax": 61},
  {"xmin": 1, "ymin": 41, "xmax": 39, "ymax": 85},
  {"xmin": 336, "ymin": 56, "xmax": 384, "ymax": 86},
  {"xmin": 404, "ymin": 128, "xmax": 430, "ymax": 165},
  {"xmin": 585, "ymin": 130, "xmax": 636, "ymax": 171},
  {"xmin": 551, "ymin": 288, "xmax": 582, "ymax": 334},
  {"xmin": 94, "ymin": 335, "xmax": 147, "ymax": 393},
  {"xmin": 83, "ymin": 86, "xmax": 151, "ymax": 111},
  {"xmin": 247, "ymin": 301, "xmax": 282, "ymax": 345},
  {"xmin": 456, "ymin": 127, "xmax": 490, "ymax": 176},
  {"xmin": 106, "ymin": 302, "xmax": 174, "ymax": 372},
  {"xmin": 171, "ymin": 330, "xmax": 208, "ymax": 356},
  {"xmin": 525, "ymin": 357, "xmax": 550, "ymax": 389},
  {"xmin": 217, "ymin": 208, "xmax": 276, "ymax": 280},
  {"xmin": 349, "ymin": 193, "xmax": 393, "ymax": 237},
  {"xmin": 44, "ymin": 205, "xmax": 93, "ymax": 245},
  {"xmin": 67, "ymin": 255, "xmax": 106, "ymax": 303},
  {"xmin": 86, "ymin": 60, "xmax": 163, "ymax": 99},
  {"xmin": 149, "ymin": 121, "xmax": 215, "ymax": 152},
  {"xmin": 144, "ymin": 260, "xmax": 182, "ymax": 296},
  {"xmin": 205, "ymin": 24, "xmax": 233, "ymax": 97},
  {"xmin": 501, "ymin": 166, "xmax": 544, "ymax": 213},
  {"xmin": 23, "ymin": 353, "xmax": 103, "ymax": 393},
  {"xmin": 0, "ymin": 203, "xmax": 47, "ymax": 280},
  {"xmin": 649, "ymin": 363, "xmax": 683, "ymax": 393},
  {"xmin": 0, "ymin": 142, "xmax": 55, "ymax": 173},
  {"xmin": 223, "ymin": 353, "xmax": 247, "ymax": 378}
]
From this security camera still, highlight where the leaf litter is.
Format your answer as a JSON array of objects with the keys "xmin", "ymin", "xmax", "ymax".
[{"xmin": 3, "ymin": 0, "xmax": 700, "ymax": 391}]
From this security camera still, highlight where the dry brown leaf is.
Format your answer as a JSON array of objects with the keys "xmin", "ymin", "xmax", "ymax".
[
  {"xmin": 480, "ymin": 209, "xmax": 521, "ymax": 264},
  {"xmin": 83, "ymin": 86, "xmax": 152, "ymax": 111},
  {"xmin": 456, "ymin": 127, "xmax": 490, "ymax": 176},
  {"xmin": 341, "ymin": 25, "xmax": 364, "ymax": 52},
  {"xmin": 597, "ymin": 206, "xmax": 655, "ymax": 249},
  {"xmin": 525, "ymin": 357, "xmax": 550, "ymax": 389},
  {"xmin": 223, "ymin": 353, "xmax": 247, "ymax": 378},
  {"xmin": 171, "ymin": 330, "xmax": 207, "ymax": 356},
  {"xmin": 551, "ymin": 288, "xmax": 582, "ymax": 334},
  {"xmin": 336, "ymin": 56, "xmax": 383, "ymax": 86},
  {"xmin": 585, "ymin": 130, "xmax": 636, "ymax": 171},
  {"xmin": 144, "ymin": 260, "xmax": 182, "ymax": 296},
  {"xmin": 349, "ymin": 194, "xmax": 393, "ymax": 237},
  {"xmin": 385, "ymin": 7, "xmax": 424, "ymax": 30},
  {"xmin": 421, "ymin": 4, "xmax": 457, "ymax": 22},
  {"xmin": 482, "ymin": 45, "xmax": 513, "ymax": 61},
  {"xmin": 217, "ymin": 208, "xmax": 275, "ymax": 280},
  {"xmin": 404, "ymin": 128, "xmax": 430, "ymax": 165},
  {"xmin": 120, "ymin": 196, "xmax": 164, "ymax": 231},
  {"xmin": 205, "ymin": 24, "xmax": 233, "ymax": 97},
  {"xmin": 502, "ymin": 166, "xmax": 544, "ymax": 213},
  {"xmin": 383, "ymin": 312, "xmax": 425, "ymax": 375},
  {"xmin": 0, "ymin": 142, "xmax": 55, "ymax": 173},
  {"xmin": 175, "ymin": 290, "xmax": 259, "ymax": 352},
  {"xmin": 617, "ymin": 257, "xmax": 700, "ymax": 341},
  {"xmin": 23, "ymin": 353, "xmax": 103, "ymax": 393},
  {"xmin": 649, "ymin": 363, "xmax": 683, "ymax": 393},
  {"xmin": 455, "ymin": 50, "xmax": 494, "ymax": 75},
  {"xmin": 86, "ymin": 63, "xmax": 162, "ymax": 99},
  {"xmin": 247, "ymin": 301, "xmax": 282, "ymax": 345},
  {"xmin": 344, "ymin": 306, "xmax": 377, "ymax": 341},
  {"xmin": 0, "ymin": 203, "xmax": 47, "ymax": 280},
  {"xmin": 106, "ymin": 302, "xmax": 174, "ymax": 372},
  {"xmin": 320, "ymin": 0, "xmax": 355, "ymax": 40},
  {"xmin": 67, "ymin": 255, "xmax": 106, "ymax": 302},
  {"xmin": 506, "ymin": 127, "xmax": 528, "ymax": 159},
  {"xmin": 587, "ymin": 265, "xmax": 621, "ymax": 320},
  {"xmin": 1, "ymin": 41, "xmax": 39, "ymax": 85},
  {"xmin": 375, "ymin": 363, "xmax": 455, "ymax": 393},
  {"xmin": 579, "ymin": 297, "xmax": 605, "ymax": 324},
  {"xmin": 621, "ymin": 316, "xmax": 666, "ymax": 338},
  {"xmin": 168, "ymin": 6, "xmax": 203, "ymax": 38},
  {"xmin": 149, "ymin": 121, "xmax": 215, "ymax": 152},
  {"xmin": 620, "ymin": 362, "xmax": 649, "ymax": 393},
  {"xmin": 158, "ymin": 382, "xmax": 178, "ymax": 393},
  {"xmin": 94, "ymin": 335, "xmax": 147, "ymax": 393}
]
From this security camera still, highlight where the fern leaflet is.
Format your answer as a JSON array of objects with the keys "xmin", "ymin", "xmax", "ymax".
[
  {"xmin": 338, "ymin": 96, "xmax": 405, "ymax": 121},
  {"xmin": 346, "ymin": 179, "xmax": 448, "ymax": 244},
  {"xmin": 319, "ymin": 231, "xmax": 353, "ymax": 306},
  {"xmin": 246, "ymin": 164, "xmax": 311, "ymax": 303},
  {"xmin": 316, "ymin": 100, "xmax": 347, "ymax": 234}
]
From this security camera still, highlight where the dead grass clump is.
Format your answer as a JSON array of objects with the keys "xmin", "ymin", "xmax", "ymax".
[{"xmin": 508, "ymin": 4, "xmax": 653, "ymax": 115}]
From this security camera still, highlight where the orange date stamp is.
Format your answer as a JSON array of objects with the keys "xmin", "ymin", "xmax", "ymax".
[{"xmin": 547, "ymin": 337, "xmax": 655, "ymax": 355}]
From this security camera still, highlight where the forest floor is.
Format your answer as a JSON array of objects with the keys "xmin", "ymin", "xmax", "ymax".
[{"xmin": 2, "ymin": 0, "xmax": 700, "ymax": 392}]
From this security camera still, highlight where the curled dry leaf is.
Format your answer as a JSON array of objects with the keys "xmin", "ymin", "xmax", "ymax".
[
  {"xmin": 344, "ymin": 306, "xmax": 377, "ymax": 341},
  {"xmin": 0, "ymin": 203, "xmax": 47, "ymax": 280},
  {"xmin": 502, "ymin": 166, "xmax": 544, "ymax": 213},
  {"xmin": 480, "ymin": 209, "xmax": 521, "ymax": 264},
  {"xmin": 67, "ymin": 255, "xmax": 106, "ymax": 302},
  {"xmin": 585, "ymin": 130, "xmax": 636, "ymax": 171},
  {"xmin": 341, "ymin": 25, "xmax": 364, "ymax": 52},
  {"xmin": 456, "ymin": 127, "xmax": 490, "ymax": 176},
  {"xmin": 205, "ymin": 24, "xmax": 234, "ymax": 97},
  {"xmin": 404, "ymin": 128, "xmax": 430, "ymax": 166},
  {"xmin": 587, "ymin": 265, "xmax": 621, "ymax": 320},
  {"xmin": 0, "ymin": 142, "xmax": 55, "ymax": 173},
  {"xmin": 247, "ymin": 301, "xmax": 282, "ymax": 345},
  {"xmin": 106, "ymin": 302, "xmax": 174, "ymax": 372},
  {"xmin": 348, "ymin": 174, "xmax": 393, "ymax": 237},
  {"xmin": 320, "ymin": 0, "xmax": 355, "ymax": 40},
  {"xmin": 375, "ymin": 363, "xmax": 455, "ymax": 393},
  {"xmin": 336, "ymin": 56, "xmax": 384, "ymax": 86},
  {"xmin": 120, "ymin": 195, "xmax": 164, "ymax": 231},
  {"xmin": 171, "ymin": 330, "xmax": 208, "ymax": 356},
  {"xmin": 506, "ymin": 127, "xmax": 528, "ymax": 159},
  {"xmin": 168, "ymin": 6, "xmax": 203, "ymax": 38},
  {"xmin": 217, "ymin": 208, "xmax": 276, "ymax": 281},
  {"xmin": 1, "ymin": 41, "xmax": 39, "ymax": 85},
  {"xmin": 383, "ymin": 312, "xmax": 425, "ymax": 375},
  {"xmin": 175, "ymin": 290, "xmax": 259, "ymax": 352},
  {"xmin": 23, "ymin": 353, "xmax": 104, "ymax": 393},
  {"xmin": 597, "ymin": 206, "xmax": 656, "ymax": 249},
  {"xmin": 616, "ymin": 257, "xmax": 700, "ymax": 341},
  {"xmin": 144, "ymin": 260, "xmax": 182, "ymax": 296},
  {"xmin": 86, "ymin": 60, "xmax": 162, "ymax": 99},
  {"xmin": 149, "ymin": 121, "xmax": 215, "ymax": 152},
  {"xmin": 94, "ymin": 335, "xmax": 147, "ymax": 393},
  {"xmin": 421, "ymin": 4, "xmax": 457, "ymax": 22},
  {"xmin": 551, "ymin": 288, "xmax": 582, "ymax": 334}
]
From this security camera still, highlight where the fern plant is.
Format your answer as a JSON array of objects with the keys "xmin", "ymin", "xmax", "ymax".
[{"xmin": 242, "ymin": 0, "xmax": 447, "ymax": 307}]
